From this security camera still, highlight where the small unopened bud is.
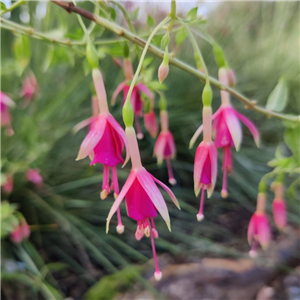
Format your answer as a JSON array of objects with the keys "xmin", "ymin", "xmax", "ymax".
[
  {"xmin": 116, "ymin": 225, "xmax": 125, "ymax": 234},
  {"xmin": 158, "ymin": 63, "xmax": 169, "ymax": 84},
  {"xmin": 154, "ymin": 271, "xmax": 162, "ymax": 281},
  {"xmin": 227, "ymin": 69, "xmax": 236, "ymax": 87},
  {"xmin": 196, "ymin": 213, "xmax": 204, "ymax": 222}
]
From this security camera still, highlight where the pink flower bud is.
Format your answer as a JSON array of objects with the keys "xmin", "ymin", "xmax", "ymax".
[
  {"xmin": 21, "ymin": 73, "xmax": 38, "ymax": 101},
  {"xmin": 25, "ymin": 169, "xmax": 43, "ymax": 186},
  {"xmin": 2, "ymin": 174, "xmax": 13, "ymax": 194},
  {"xmin": 21, "ymin": 219, "xmax": 31, "ymax": 239},
  {"xmin": 158, "ymin": 63, "xmax": 169, "ymax": 84},
  {"xmin": 227, "ymin": 69, "xmax": 236, "ymax": 87},
  {"xmin": 272, "ymin": 199, "xmax": 287, "ymax": 230},
  {"xmin": 144, "ymin": 110, "xmax": 158, "ymax": 138},
  {"xmin": 10, "ymin": 225, "xmax": 22, "ymax": 244}
]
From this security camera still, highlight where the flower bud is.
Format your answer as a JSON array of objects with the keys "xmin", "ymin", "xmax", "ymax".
[
  {"xmin": 227, "ymin": 68, "xmax": 236, "ymax": 87},
  {"xmin": 86, "ymin": 41, "xmax": 99, "ymax": 70},
  {"xmin": 158, "ymin": 63, "xmax": 169, "ymax": 84},
  {"xmin": 213, "ymin": 43, "xmax": 226, "ymax": 69}
]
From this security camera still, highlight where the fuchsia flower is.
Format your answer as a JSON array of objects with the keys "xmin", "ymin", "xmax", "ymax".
[
  {"xmin": 10, "ymin": 225, "xmax": 22, "ymax": 244},
  {"xmin": 190, "ymin": 68, "xmax": 259, "ymax": 198},
  {"xmin": 21, "ymin": 72, "xmax": 38, "ymax": 102},
  {"xmin": 106, "ymin": 126, "xmax": 180, "ymax": 280},
  {"xmin": 248, "ymin": 193, "xmax": 271, "ymax": 257},
  {"xmin": 144, "ymin": 110, "xmax": 158, "ymax": 138},
  {"xmin": 1, "ymin": 91, "xmax": 15, "ymax": 136},
  {"xmin": 194, "ymin": 106, "xmax": 218, "ymax": 221},
  {"xmin": 76, "ymin": 69, "xmax": 129, "ymax": 234},
  {"xmin": 20, "ymin": 218, "xmax": 31, "ymax": 239},
  {"xmin": 154, "ymin": 110, "xmax": 177, "ymax": 185},
  {"xmin": 2, "ymin": 174, "xmax": 14, "ymax": 194},
  {"xmin": 25, "ymin": 169, "xmax": 43, "ymax": 186},
  {"xmin": 112, "ymin": 59, "xmax": 154, "ymax": 139},
  {"xmin": 271, "ymin": 182, "xmax": 287, "ymax": 230}
]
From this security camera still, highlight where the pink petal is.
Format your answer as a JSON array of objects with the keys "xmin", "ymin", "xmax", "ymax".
[
  {"xmin": 151, "ymin": 175, "xmax": 180, "ymax": 209},
  {"xmin": 247, "ymin": 214, "xmax": 255, "ymax": 245},
  {"xmin": 167, "ymin": 132, "xmax": 176, "ymax": 158},
  {"xmin": 0, "ymin": 92, "xmax": 15, "ymax": 107},
  {"xmin": 136, "ymin": 83, "xmax": 154, "ymax": 102},
  {"xmin": 154, "ymin": 134, "xmax": 167, "ymax": 165},
  {"xmin": 111, "ymin": 81, "xmax": 126, "ymax": 106},
  {"xmin": 106, "ymin": 170, "xmax": 137, "ymax": 232},
  {"xmin": 76, "ymin": 117, "xmax": 107, "ymax": 160},
  {"xmin": 189, "ymin": 108, "xmax": 222, "ymax": 149},
  {"xmin": 136, "ymin": 168, "xmax": 171, "ymax": 231},
  {"xmin": 223, "ymin": 107, "xmax": 242, "ymax": 151},
  {"xmin": 72, "ymin": 117, "xmax": 94, "ymax": 134},
  {"xmin": 106, "ymin": 114, "xmax": 130, "ymax": 167},
  {"xmin": 257, "ymin": 214, "xmax": 271, "ymax": 250},
  {"xmin": 194, "ymin": 142, "xmax": 209, "ymax": 196},
  {"xmin": 272, "ymin": 199, "xmax": 287, "ymax": 230},
  {"xmin": 235, "ymin": 111, "xmax": 260, "ymax": 148},
  {"xmin": 206, "ymin": 143, "xmax": 218, "ymax": 198}
]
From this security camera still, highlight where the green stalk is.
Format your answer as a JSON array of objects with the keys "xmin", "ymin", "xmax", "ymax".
[{"xmin": 0, "ymin": 0, "xmax": 26, "ymax": 16}]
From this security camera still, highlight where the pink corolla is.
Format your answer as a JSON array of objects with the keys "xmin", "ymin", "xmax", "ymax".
[
  {"xmin": 21, "ymin": 72, "xmax": 38, "ymax": 103},
  {"xmin": 1, "ymin": 91, "xmax": 15, "ymax": 136},
  {"xmin": 193, "ymin": 106, "xmax": 218, "ymax": 221},
  {"xmin": 25, "ymin": 169, "xmax": 43, "ymax": 186},
  {"xmin": 190, "ymin": 68, "xmax": 259, "ymax": 198},
  {"xmin": 112, "ymin": 58, "xmax": 154, "ymax": 139},
  {"xmin": 154, "ymin": 110, "xmax": 176, "ymax": 185},
  {"xmin": 106, "ymin": 126, "xmax": 180, "ymax": 281},
  {"xmin": 248, "ymin": 193, "xmax": 271, "ymax": 257},
  {"xmin": 76, "ymin": 69, "xmax": 129, "ymax": 234},
  {"xmin": 271, "ymin": 182, "xmax": 287, "ymax": 230},
  {"xmin": 144, "ymin": 110, "xmax": 158, "ymax": 138},
  {"xmin": 10, "ymin": 225, "xmax": 22, "ymax": 244},
  {"xmin": 2, "ymin": 174, "xmax": 13, "ymax": 194}
]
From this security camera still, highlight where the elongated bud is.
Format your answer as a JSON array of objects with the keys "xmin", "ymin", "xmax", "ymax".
[
  {"xmin": 202, "ymin": 83, "xmax": 212, "ymax": 107},
  {"xmin": 227, "ymin": 68, "xmax": 236, "ymax": 87},
  {"xmin": 123, "ymin": 58, "xmax": 134, "ymax": 80},
  {"xmin": 86, "ymin": 41, "xmax": 99, "ymax": 70},
  {"xmin": 122, "ymin": 101, "xmax": 134, "ymax": 127},
  {"xmin": 213, "ymin": 43, "xmax": 226, "ymax": 69},
  {"xmin": 158, "ymin": 49, "xmax": 169, "ymax": 84}
]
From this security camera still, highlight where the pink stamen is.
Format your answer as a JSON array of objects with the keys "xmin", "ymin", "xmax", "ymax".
[
  {"xmin": 112, "ymin": 166, "xmax": 124, "ymax": 234},
  {"xmin": 135, "ymin": 115, "xmax": 144, "ymax": 139},
  {"xmin": 166, "ymin": 158, "xmax": 176, "ymax": 185},
  {"xmin": 197, "ymin": 188, "xmax": 205, "ymax": 222},
  {"xmin": 150, "ymin": 223, "xmax": 161, "ymax": 280},
  {"xmin": 249, "ymin": 240, "xmax": 258, "ymax": 258},
  {"xmin": 221, "ymin": 147, "xmax": 228, "ymax": 198},
  {"xmin": 151, "ymin": 218, "xmax": 159, "ymax": 238},
  {"xmin": 101, "ymin": 165, "xmax": 110, "ymax": 199}
]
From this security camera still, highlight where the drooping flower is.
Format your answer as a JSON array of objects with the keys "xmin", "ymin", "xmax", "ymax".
[
  {"xmin": 144, "ymin": 110, "xmax": 158, "ymax": 138},
  {"xmin": 271, "ymin": 182, "xmax": 287, "ymax": 230},
  {"xmin": 154, "ymin": 110, "xmax": 176, "ymax": 185},
  {"xmin": 248, "ymin": 193, "xmax": 271, "ymax": 257},
  {"xmin": 1, "ymin": 91, "xmax": 15, "ymax": 136},
  {"xmin": 76, "ymin": 69, "xmax": 129, "ymax": 234},
  {"xmin": 193, "ymin": 106, "xmax": 218, "ymax": 221},
  {"xmin": 10, "ymin": 225, "xmax": 22, "ymax": 244},
  {"xmin": 21, "ymin": 72, "xmax": 38, "ymax": 103},
  {"xmin": 112, "ymin": 58, "xmax": 154, "ymax": 139},
  {"xmin": 190, "ymin": 68, "xmax": 259, "ymax": 198},
  {"xmin": 25, "ymin": 168, "xmax": 43, "ymax": 186},
  {"xmin": 106, "ymin": 126, "xmax": 180, "ymax": 280},
  {"xmin": 2, "ymin": 174, "xmax": 13, "ymax": 194},
  {"xmin": 20, "ymin": 218, "xmax": 31, "ymax": 239}
]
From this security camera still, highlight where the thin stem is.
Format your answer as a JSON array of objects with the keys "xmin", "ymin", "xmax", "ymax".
[
  {"xmin": 124, "ymin": 16, "xmax": 170, "ymax": 106},
  {"xmin": 0, "ymin": 0, "xmax": 26, "ymax": 16},
  {"xmin": 180, "ymin": 20, "xmax": 209, "ymax": 84},
  {"xmin": 110, "ymin": 1, "xmax": 134, "ymax": 33}
]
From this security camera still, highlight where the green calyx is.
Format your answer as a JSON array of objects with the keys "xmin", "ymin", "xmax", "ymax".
[
  {"xmin": 202, "ymin": 83, "xmax": 212, "ymax": 107},
  {"xmin": 163, "ymin": 48, "xmax": 169, "ymax": 65},
  {"xmin": 213, "ymin": 43, "xmax": 226, "ymax": 69},
  {"xmin": 258, "ymin": 179, "xmax": 267, "ymax": 194},
  {"xmin": 122, "ymin": 101, "xmax": 134, "ymax": 127},
  {"xmin": 86, "ymin": 41, "xmax": 99, "ymax": 70},
  {"xmin": 159, "ymin": 93, "xmax": 167, "ymax": 111}
]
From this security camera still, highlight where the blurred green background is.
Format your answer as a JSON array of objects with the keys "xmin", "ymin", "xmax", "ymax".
[{"xmin": 1, "ymin": 1, "xmax": 299, "ymax": 299}]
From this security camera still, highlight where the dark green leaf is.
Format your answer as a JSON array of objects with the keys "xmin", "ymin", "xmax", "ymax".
[
  {"xmin": 176, "ymin": 28, "xmax": 187, "ymax": 46},
  {"xmin": 187, "ymin": 7, "xmax": 198, "ymax": 21},
  {"xmin": 1, "ymin": 1, "xmax": 6, "ymax": 10},
  {"xmin": 110, "ymin": 7, "xmax": 116, "ymax": 21},
  {"xmin": 147, "ymin": 15, "xmax": 154, "ymax": 27},
  {"xmin": 266, "ymin": 77, "xmax": 288, "ymax": 112},
  {"xmin": 123, "ymin": 42, "xmax": 130, "ymax": 58}
]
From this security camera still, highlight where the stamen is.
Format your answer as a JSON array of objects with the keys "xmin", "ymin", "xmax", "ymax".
[
  {"xmin": 221, "ymin": 147, "xmax": 229, "ymax": 198},
  {"xmin": 249, "ymin": 240, "xmax": 258, "ymax": 258},
  {"xmin": 135, "ymin": 220, "xmax": 144, "ymax": 240},
  {"xmin": 135, "ymin": 115, "xmax": 144, "ymax": 139},
  {"xmin": 166, "ymin": 158, "xmax": 176, "ymax": 185},
  {"xmin": 150, "ymin": 226, "xmax": 162, "ymax": 281},
  {"xmin": 196, "ymin": 188, "xmax": 205, "ymax": 222},
  {"xmin": 150, "ymin": 218, "xmax": 159, "ymax": 238},
  {"xmin": 101, "ymin": 165, "xmax": 110, "ymax": 199},
  {"xmin": 144, "ymin": 218, "xmax": 151, "ymax": 237}
]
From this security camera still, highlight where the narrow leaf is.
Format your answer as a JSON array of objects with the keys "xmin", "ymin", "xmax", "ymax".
[
  {"xmin": 147, "ymin": 15, "xmax": 154, "ymax": 27},
  {"xmin": 187, "ymin": 7, "xmax": 198, "ymax": 21},
  {"xmin": 175, "ymin": 28, "xmax": 187, "ymax": 46},
  {"xmin": 266, "ymin": 77, "xmax": 288, "ymax": 112}
]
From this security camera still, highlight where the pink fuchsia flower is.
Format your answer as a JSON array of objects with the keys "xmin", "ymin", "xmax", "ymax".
[
  {"xmin": 21, "ymin": 72, "xmax": 38, "ymax": 103},
  {"xmin": 112, "ymin": 59, "xmax": 154, "ymax": 139},
  {"xmin": 154, "ymin": 110, "xmax": 176, "ymax": 185},
  {"xmin": 144, "ymin": 110, "xmax": 158, "ymax": 138},
  {"xmin": 190, "ymin": 68, "xmax": 259, "ymax": 198},
  {"xmin": 20, "ymin": 218, "xmax": 30, "ymax": 239},
  {"xmin": 248, "ymin": 193, "xmax": 271, "ymax": 257},
  {"xmin": 76, "ymin": 69, "xmax": 129, "ymax": 234},
  {"xmin": 271, "ymin": 182, "xmax": 287, "ymax": 230},
  {"xmin": 107, "ymin": 126, "xmax": 180, "ymax": 280},
  {"xmin": 10, "ymin": 225, "xmax": 23, "ymax": 244},
  {"xmin": 2, "ymin": 174, "xmax": 14, "ymax": 194},
  {"xmin": 25, "ymin": 169, "xmax": 43, "ymax": 186},
  {"xmin": 1, "ymin": 91, "xmax": 15, "ymax": 136},
  {"xmin": 194, "ymin": 106, "xmax": 218, "ymax": 221}
]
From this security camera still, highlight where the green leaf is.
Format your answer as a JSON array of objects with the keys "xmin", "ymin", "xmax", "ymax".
[
  {"xmin": 147, "ymin": 15, "xmax": 154, "ymax": 27},
  {"xmin": 161, "ymin": 33, "xmax": 170, "ymax": 50},
  {"xmin": 129, "ymin": 7, "xmax": 139, "ymax": 21},
  {"xmin": 148, "ymin": 81, "xmax": 167, "ymax": 90},
  {"xmin": 14, "ymin": 35, "xmax": 31, "ymax": 69},
  {"xmin": 175, "ymin": 28, "xmax": 187, "ymax": 46},
  {"xmin": 42, "ymin": 46, "xmax": 55, "ymax": 72},
  {"xmin": 109, "ymin": 43, "xmax": 124, "ymax": 57},
  {"xmin": 1, "ymin": 1, "xmax": 7, "ymax": 10},
  {"xmin": 123, "ymin": 42, "xmax": 130, "ymax": 58},
  {"xmin": 284, "ymin": 124, "xmax": 300, "ymax": 161},
  {"xmin": 142, "ymin": 57, "xmax": 154, "ymax": 69},
  {"xmin": 266, "ymin": 77, "xmax": 288, "ymax": 112},
  {"xmin": 152, "ymin": 35, "xmax": 163, "ymax": 47},
  {"xmin": 97, "ymin": 46, "xmax": 109, "ymax": 60},
  {"xmin": 110, "ymin": 7, "xmax": 116, "ymax": 21},
  {"xmin": 187, "ymin": 7, "xmax": 198, "ymax": 21}
]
